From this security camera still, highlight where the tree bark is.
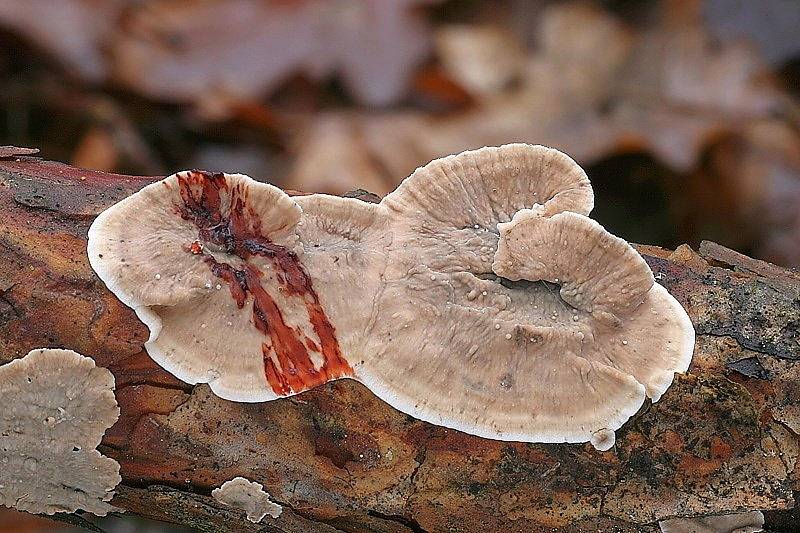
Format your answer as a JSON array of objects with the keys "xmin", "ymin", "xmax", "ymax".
[{"xmin": 0, "ymin": 148, "xmax": 798, "ymax": 532}]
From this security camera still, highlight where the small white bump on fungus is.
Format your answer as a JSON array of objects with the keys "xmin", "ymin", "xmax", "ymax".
[
  {"xmin": 590, "ymin": 428, "xmax": 615, "ymax": 452},
  {"xmin": 658, "ymin": 510, "xmax": 764, "ymax": 533},
  {"xmin": 212, "ymin": 477, "xmax": 282, "ymax": 523},
  {"xmin": 88, "ymin": 143, "xmax": 694, "ymax": 450},
  {"xmin": 0, "ymin": 349, "xmax": 121, "ymax": 516}
]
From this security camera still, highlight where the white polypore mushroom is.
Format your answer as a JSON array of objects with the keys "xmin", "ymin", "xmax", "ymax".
[
  {"xmin": 0, "ymin": 349, "xmax": 121, "ymax": 516},
  {"xmin": 212, "ymin": 476, "xmax": 282, "ymax": 523},
  {"xmin": 87, "ymin": 143, "xmax": 694, "ymax": 449}
]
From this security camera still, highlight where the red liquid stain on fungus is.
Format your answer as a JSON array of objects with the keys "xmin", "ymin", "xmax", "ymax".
[{"xmin": 175, "ymin": 170, "xmax": 353, "ymax": 395}]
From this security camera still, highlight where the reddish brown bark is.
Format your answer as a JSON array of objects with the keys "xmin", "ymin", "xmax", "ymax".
[{"xmin": 0, "ymin": 148, "xmax": 798, "ymax": 532}]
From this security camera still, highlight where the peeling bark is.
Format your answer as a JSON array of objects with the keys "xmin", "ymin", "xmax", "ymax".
[{"xmin": 0, "ymin": 149, "xmax": 798, "ymax": 532}]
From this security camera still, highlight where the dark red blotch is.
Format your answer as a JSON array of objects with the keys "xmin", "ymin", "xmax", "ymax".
[{"xmin": 175, "ymin": 170, "xmax": 353, "ymax": 395}]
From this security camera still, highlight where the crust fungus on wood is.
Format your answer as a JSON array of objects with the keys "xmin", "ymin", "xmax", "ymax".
[
  {"xmin": 87, "ymin": 143, "xmax": 694, "ymax": 449},
  {"xmin": 659, "ymin": 510, "xmax": 765, "ymax": 533},
  {"xmin": 0, "ymin": 349, "xmax": 121, "ymax": 516},
  {"xmin": 212, "ymin": 476, "xmax": 282, "ymax": 523}
]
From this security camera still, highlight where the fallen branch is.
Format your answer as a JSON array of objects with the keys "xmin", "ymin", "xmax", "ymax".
[{"xmin": 0, "ymin": 148, "xmax": 797, "ymax": 532}]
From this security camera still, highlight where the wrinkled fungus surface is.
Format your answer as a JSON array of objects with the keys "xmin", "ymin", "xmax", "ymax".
[
  {"xmin": 0, "ymin": 349, "xmax": 121, "ymax": 516},
  {"xmin": 88, "ymin": 144, "xmax": 694, "ymax": 447}
]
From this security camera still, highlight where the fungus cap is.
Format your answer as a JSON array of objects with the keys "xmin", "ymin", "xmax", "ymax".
[
  {"xmin": 212, "ymin": 477, "xmax": 282, "ymax": 522},
  {"xmin": 493, "ymin": 209, "xmax": 694, "ymax": 401},
  {"xmin": 0, "ymin": 349, "xmax": 121, "ymax": 516},
  {"xmin": 88, "ymin": 143, "xmax": 694, "ymax": 448}
]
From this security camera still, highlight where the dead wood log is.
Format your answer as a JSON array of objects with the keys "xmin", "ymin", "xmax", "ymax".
[{"xmin": 0, "ymin": 148, "xmax": 798, "ymax": 532}]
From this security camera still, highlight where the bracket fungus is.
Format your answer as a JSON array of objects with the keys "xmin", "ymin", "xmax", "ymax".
[
  {"xmin": 88, "ymin": 143, "xmax": 694, "ymax": 448},
  {"xmin": 0, "ymin": 348, "xmax": 121, "ymax": 516},
  {"xmin": 658, "ymin": 511, "xmax": 765, "ymax": 533},
  {"xmin": 212, "ymin": 476, "xmax": 282, "ymax": 523}
]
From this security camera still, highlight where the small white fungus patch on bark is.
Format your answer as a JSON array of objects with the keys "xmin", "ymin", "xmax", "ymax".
[{"xmin": 212, "ymin": 476, "xmax": 282, "ymax": 523}]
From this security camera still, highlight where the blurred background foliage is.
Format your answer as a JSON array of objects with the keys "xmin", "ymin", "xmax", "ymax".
[
  {"xmin": 0, "ymin": 0, "xmax": 798, "ymax": 526},
  {"xmin": 1, "ymin": 0, "xmax": 799, "ymax": 267}
]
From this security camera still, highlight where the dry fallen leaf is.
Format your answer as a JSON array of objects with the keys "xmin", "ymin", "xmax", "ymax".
[
  {"xmin": 436, "ymin": 24, "xmax": 525, "ymax": 97},
  {"xmin": 110, "ymin": 0, "xmax": 438, "ymax": 109},
  {"xmin": 0, "ymin": 0, "xmax": 125, "ymax": 81}
]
